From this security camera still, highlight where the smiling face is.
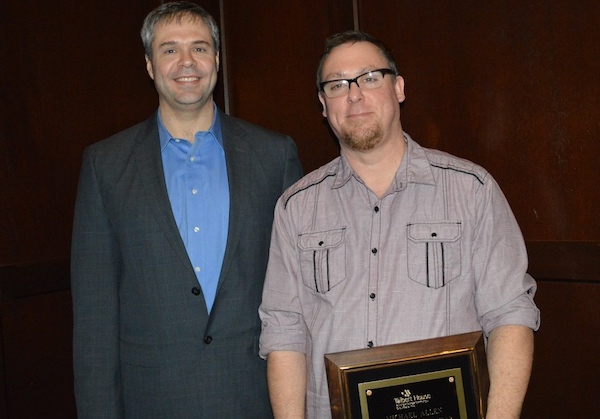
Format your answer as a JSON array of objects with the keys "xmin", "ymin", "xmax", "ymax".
[
  {"xmin": 318, "ymin": 41, "xmax": 405, "ymax": 152},
  {"xmin": 145, "ymin": 15, "xmax": 219, "ymax": 116}
]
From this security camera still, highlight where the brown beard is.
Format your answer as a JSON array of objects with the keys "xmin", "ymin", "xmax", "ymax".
[{"xmin": 339, "ymin": 120, "xmax": 383, "ymax": 151}]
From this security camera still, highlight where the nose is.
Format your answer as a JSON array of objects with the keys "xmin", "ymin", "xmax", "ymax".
[
  {"xmin": 347, "ymin": 81, "xmax": 364, "ymax": 102},
  {"xmin": 178, "ymin": 51, "xmax": 196, "ymax": 68}
]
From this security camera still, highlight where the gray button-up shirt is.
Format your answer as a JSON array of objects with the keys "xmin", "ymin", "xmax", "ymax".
[{"xmin": 259, "ymin": 133, "xmax": 540, "ymax": 419}]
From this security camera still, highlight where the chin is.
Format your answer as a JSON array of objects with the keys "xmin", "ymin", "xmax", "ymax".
[{"xmin": 341, "ymin": 125, "xmax": 383, "ymax": 151}]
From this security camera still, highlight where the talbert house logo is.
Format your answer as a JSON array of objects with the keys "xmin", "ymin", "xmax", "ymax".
[
  {"xmin": 394, "ymin": 389, "xmax": 432, "ymax": 410},
  {"xmin": 387, "ymin": 389, "xmax": 448, "ymax": 419}
]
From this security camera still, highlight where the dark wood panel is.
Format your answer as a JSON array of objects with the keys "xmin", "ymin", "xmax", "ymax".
[
  {"xmin": 0, "ymin": 260, "xmax": 70, "ymax": 301},
  {"xmin": 221, "ymin": 0, "xmax": 355, "ymax": 172},
  {"xmin": 2, "ymin": 291, "xmax": 75, "ymax": 418},
  {"xmin": 522, "ymin": 280, "xmax": 600, "ymax": 417},
  {"xmin": 527, "ymin": 241, "xmax": 600, "ymax": 282},
  {"xmin": 358, "ymin": 0, "xmax": 600, "ymax": 242},
  {"xmin": 0, "ymin": 260, "xmax": 74, "ymax": 418},
  {"xmin": 0, "ymin": 305, "xmax": 6, "ymax": 419},
  {"xmin": 1, "ymin": 0, "xmax": 163, "ymax": 265}
]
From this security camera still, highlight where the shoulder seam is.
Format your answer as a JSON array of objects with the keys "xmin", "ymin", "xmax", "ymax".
[
  {"xmin": 284, "ymin": 173, "xmax": 337, "ymax": 209},
  {"xmin": 430, "ymin": 163, "xmax": 485, "ymax": 185}
]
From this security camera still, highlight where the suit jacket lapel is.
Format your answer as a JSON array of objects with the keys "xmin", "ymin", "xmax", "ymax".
[
  {"xmin": 133, "ymin": 115, "xmax": 196, "ymax": 277},
  {"xmin": 218, "ymin": 112, "xmax": 252, "ymax": 291}
]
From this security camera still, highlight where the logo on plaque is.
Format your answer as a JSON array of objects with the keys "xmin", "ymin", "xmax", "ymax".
[{"xmin": 394, "ymin": 388, "xmax": 433, "ymax": 410}]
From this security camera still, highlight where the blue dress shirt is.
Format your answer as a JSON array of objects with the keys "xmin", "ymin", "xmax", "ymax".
[{"xmin": 158, "ymin": 106, "xmax": 229, "ymax": 313}]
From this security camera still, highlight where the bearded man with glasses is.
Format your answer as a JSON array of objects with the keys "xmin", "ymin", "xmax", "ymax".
[{"xmin": 259, "ymin": 30, "xmax": 540, "ymax": 419}]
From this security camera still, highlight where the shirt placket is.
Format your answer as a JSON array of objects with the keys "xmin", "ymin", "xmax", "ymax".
[
  {"xmin": 185, "ymin": 143, "xmax": 203, "ymax": 281},
  {"xmin": 366, "ymin": 197, "xmax": 382, "ymax": 348}
]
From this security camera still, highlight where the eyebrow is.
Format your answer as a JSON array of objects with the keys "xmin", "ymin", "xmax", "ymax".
[{"xmin": 324, "ymin": 67, "xmax": 376, "ymax": 81}]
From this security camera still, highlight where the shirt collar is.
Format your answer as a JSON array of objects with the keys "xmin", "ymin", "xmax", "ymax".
[
  {"xmin": 332, "ymin": 132, "xmax": 436, "ymax": 192},
  {"xmin": 158, "ymin": 103, "xmax": 223, "ymax": 151},
  {"xmin": 401, "ymin": 132, "xmax": 436, "ymax": 187}
]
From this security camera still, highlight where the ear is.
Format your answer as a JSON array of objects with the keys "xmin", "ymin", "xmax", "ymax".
[
  {"xmin": 145, "ymin": 55, "xmax": 155, "ymax": 80},
  {"xmin": 318, "ymin": 92, "xmax": 328, "ymax": 118},
  {"xmin": 394, "ymin": 75, "xmax": 406, "ymax": 104},
  {"xmin": 215, "ymin": 51, "xmax": 220, "ymax": 72}
]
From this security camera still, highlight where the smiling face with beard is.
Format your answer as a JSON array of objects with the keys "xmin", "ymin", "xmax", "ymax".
[{"xmin": 318, "ymin": 42, "xmax": 405, "ymax": 154}]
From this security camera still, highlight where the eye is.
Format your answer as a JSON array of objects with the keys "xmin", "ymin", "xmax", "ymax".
[
  {"xmin": 328, "ymin": 81, "xmax": 347, "ymax": 91},
  {"xmin": 192, "ymin": 42, "xmax": 213, "ymax": 54},
  {"xmin": 361, "ymin": 73, "xmax": 382, "ymax": 84}
]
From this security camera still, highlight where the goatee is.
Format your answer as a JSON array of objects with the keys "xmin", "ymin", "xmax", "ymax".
[{"xmin": 340, "ymin": 121, "xmax": 383, "ymax": 151}]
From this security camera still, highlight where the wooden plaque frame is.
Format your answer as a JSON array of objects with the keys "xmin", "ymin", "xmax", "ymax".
[{"xmin": 325, "ymin": 332, "xmax": 489, "ymax": 419}]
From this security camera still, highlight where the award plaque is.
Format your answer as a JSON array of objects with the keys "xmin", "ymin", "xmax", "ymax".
[{"xmin": 325, "ymin": 331, "xmax": 488, "ymax": 419}]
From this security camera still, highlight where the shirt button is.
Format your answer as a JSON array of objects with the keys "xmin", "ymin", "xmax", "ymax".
[
  {"xmin": 193, "ymin": 226, "xmax": 200, "ymax": 233},
  {"xmin": 190, "ymin": 156, "xmax": 195, "ymax": 162},
  {"xmin": 204, "ymin": 336, "xmax": 213, "ymax": 344},
  {"xmin": 192, "ymin": 188, "xmax": 198, "ymax": 195},
  {"xmin": 191, "ymin": 287, "xmax": 201, "ymax": 296},
  {"xmin": 374, "ymin": 206, "xmax": 379, "ymax": 213},
  {"xmin": 195, "ymin": 266, "xmax": 201, "ymax": 273},
  {"xmin": 367, "ymin": 341, "xmax": 374, "ymax": 348},
  {"xmin": 371, "ymin": 248, "xmax": 378, "ymax": 254},
  {"xmin": 370, "ymin": 293, "xmax": 376, "ymax": 300}
]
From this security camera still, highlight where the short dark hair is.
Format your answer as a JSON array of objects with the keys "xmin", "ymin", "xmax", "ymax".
[
  {"xmin": 316, "ymin": 30, "xmax": 398, "ymax": 90},
  {"xmin": 141, "ymin": 1, "xmax": 220, "ymax": 59}
]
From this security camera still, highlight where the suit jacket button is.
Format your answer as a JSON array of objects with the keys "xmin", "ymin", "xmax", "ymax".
[
  {"xmin": 204, "ymin": 336, "xmax": 213, "ymax": 344},
  {"xmin": 191, "ymin": 287, "xmax": 201, "ymax": 296}
]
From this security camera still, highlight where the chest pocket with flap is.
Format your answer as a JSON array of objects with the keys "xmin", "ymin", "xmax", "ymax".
[
  {"xmin": 407, "ymin": 222, "xmax": 462, "ymax": 289},
  {"xmin": 298, "ymin": 228, "xmax": 346, "ymax": 294}
]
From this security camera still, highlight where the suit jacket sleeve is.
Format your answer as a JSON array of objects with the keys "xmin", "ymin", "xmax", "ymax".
[
  {"xmin": 71, "ymin": 146, "xmax": 124, "ymax": 418},
  {"xmin": 281, "ymin": 135, "xmax": 304, "ymax": 191}
]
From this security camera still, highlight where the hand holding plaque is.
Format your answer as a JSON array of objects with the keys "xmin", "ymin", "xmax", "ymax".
[{"xmin": 325, "ymin": 331, "xmax": 489, "ymax": 419}]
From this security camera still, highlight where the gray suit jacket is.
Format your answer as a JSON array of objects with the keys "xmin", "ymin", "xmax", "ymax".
[{"xmin": 71, "ymin": 110, "xmax": 303, "ymax": 418}]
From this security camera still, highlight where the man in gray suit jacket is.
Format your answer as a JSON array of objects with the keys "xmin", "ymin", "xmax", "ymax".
[{"xmin": 70, "ymin": 2, "xmax": 303, "ymax": 417}]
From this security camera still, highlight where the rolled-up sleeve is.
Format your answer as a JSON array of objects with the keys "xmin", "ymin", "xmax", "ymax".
[
  {"xmin": 259, "ymin": 196, "xmax": 308, "ymax": 358},
  {"xmin": 472, "ymin": 174, "xmax": 541, "ymax": 335}
]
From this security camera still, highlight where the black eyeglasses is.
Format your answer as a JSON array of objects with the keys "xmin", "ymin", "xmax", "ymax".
[{"xmin": 319, "ymin": 68, "xmax": 396, "ymax": 98}]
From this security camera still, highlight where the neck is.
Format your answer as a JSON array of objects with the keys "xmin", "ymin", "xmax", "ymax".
[
  {"xmin": 160, "ymin": 101, "xmax": 215, "ymax": 143},
  {"xmin": 343, "ymin": 131, "xmax": 406, "ymax": 198}
]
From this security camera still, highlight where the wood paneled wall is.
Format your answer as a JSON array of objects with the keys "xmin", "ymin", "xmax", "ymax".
[
  {"xmin": 1, "ymin": 0, "xmax": 598, "ymax": 417},
  {"xmin": 221, "ymin": 0, "xmax": 354, "ymax": 171},
  {"xmin": 1, "ymin": 1, "xmax": 166, "ymax": 416}
]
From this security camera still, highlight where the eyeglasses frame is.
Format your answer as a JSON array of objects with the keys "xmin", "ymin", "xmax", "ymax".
[{"xmin": 319, "ymin": 68, "xmax": 397, "ymax": 98}]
